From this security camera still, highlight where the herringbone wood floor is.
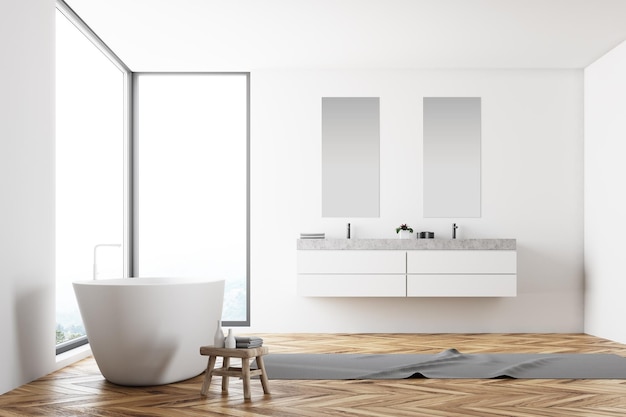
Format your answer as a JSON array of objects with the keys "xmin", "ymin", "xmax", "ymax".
[{"xmin": 3, "ymin": 333, "xmax": 626, "ymax": 416}]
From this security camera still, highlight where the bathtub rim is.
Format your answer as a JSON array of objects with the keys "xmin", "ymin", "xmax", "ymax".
[{"xmin": 73, "ymin": 277, "xmax": 226, "ymax": 286}]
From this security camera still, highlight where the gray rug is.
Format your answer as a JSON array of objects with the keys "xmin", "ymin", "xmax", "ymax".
[{"xmin": 261, "ymin": 349, "xmax": 626, "ymax": 379}]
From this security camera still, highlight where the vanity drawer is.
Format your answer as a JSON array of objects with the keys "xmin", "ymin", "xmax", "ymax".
[
  {"xmin": 407, "ymin": 274, "xmax": 516, "ymax": 297},
  {"xmin": 407, "ymin": 250, "xmax": 516, "ymax": 274},
  {"xmin": 298, "ymin": 274, "xmax": 406, "ymax": 297},
  {"xmin": 297, "ymin": 250, "xmax": 406, "ymax": 274}
]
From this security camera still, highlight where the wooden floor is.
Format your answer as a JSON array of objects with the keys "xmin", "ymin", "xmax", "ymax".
[{"xmin": 3, "ymin": 334, "xmax": 626, "ymax": 416}]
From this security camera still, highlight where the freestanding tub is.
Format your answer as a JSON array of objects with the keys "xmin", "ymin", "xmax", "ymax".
[{"xmin": 73, "ymin": 277, "xmax": 225, "ymax": 386}]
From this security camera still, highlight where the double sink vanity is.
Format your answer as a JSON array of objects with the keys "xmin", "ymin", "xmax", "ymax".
[
  {"xmin": 312, "ymin": 98, "xmax": 514, "ymax": 297},
  {"xmin": 297, "ymin": 239, "xmax": 517, "ymax": 297}
]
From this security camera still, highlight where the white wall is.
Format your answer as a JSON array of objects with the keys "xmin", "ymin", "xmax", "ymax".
[
  {"xmin": 250, "ymin": 69, "xmax": 584, "ymax": 333},
  {"xmin": 584, "ymin": 40, "xmax": 626, "ymax": 343},
  {"xmin": 0, "ymin": 0, "xmax": 56, "ymax": 394}
]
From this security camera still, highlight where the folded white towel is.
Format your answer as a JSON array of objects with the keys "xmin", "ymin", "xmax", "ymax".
[{"xmin": 300, "ymin": 233, "xmax": 325, "ymax": 239}]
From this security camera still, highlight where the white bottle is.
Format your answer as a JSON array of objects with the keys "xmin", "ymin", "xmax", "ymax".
[
  {"xmin": 214, "ymin": 320, "xmax": 225, "ymax": 348},
  {"xmin": 225, "ymin": 328, "xmax": 236, "ymax": 349}
]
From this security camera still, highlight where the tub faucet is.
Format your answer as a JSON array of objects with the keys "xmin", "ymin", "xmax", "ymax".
[
  {"xmin": 452, "ymin": 223, "xmax": 458, "ymax": 239},
  {"xmin": 93, "ymin": 243, "xmax": 122, "ymax": 280}
]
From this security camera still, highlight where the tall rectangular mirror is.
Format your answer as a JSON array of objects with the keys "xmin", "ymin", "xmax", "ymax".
[
  {"xmin": 423, "ymin": 97, "xmax": 481, "ymax": 218},
  {"xmin": 322, "ymin": 97, "xmax": 380, "ymax": 218}
]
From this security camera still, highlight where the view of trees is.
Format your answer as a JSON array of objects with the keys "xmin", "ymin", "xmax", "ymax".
[{"xmin": 56, "ymin": 322, "xmax": 85, "ymax": 345}]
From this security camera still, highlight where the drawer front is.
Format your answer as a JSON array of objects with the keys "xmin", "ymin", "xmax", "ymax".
[
  {"xmin": 406, "ymin": 274, "xmax": 516, "ymax": 297},
  {"xmin": 298, "ymin": 274, "xmax": 406, "ymax": 297},
  {"xmin": 297, "ymin": 250, "xmax": 406, "ymax": 274},
  {"xmin": 407, "ymin": 250, "xmax": 516, "ymax": 274}
]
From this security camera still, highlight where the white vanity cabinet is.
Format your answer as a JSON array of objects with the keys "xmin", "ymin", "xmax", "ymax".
[
  {"xmin": 297, "ymin": 239, "xmax": 517, "ymax": 298},
  {"xmin": 406, "ymin": 250, "xmax": 516, "ymax": 297},
  {"xmin": 297, "ymin": 250, "xmax": 406, "ymax": 297}
]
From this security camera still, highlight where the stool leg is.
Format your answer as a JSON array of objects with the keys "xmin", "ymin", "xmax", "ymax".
[
  {"xmin": 256, "ymin": 355, "xmax": 271, "ymax": 394},
  {"xmin": 242, "ymin": 357, "xmax": 251, "ymax": 400},
  {"xmin": 200, "ymin": 356, "xmax": 217, "ymax": 396},
  {"xmin": 221, "ymin": 357, "xmax": 230, "ymax": 394}
]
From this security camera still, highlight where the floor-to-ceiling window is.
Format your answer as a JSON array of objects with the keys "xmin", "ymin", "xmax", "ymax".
[
  {"xmin": 55, "ymin": 8, "xmax": 125, "ymax": 352},
  {"xmin": 134, "ymin": 73, "xmax": 249, "ymax": 325},
  {"xmin": 56, "ymin": 4, "xmax": 250, "ymax": 349}
]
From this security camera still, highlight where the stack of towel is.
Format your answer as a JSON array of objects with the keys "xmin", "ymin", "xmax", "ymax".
[
  {"xmin": 235, "ymin": 336, "xmax": 263, "ymax": 348},
  {"xmin": 300, "ymin": 233, "xmax": 325, "ymax": 239}
]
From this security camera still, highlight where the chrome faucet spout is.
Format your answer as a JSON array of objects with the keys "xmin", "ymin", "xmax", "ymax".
[
  {"xmin": 452, "ymin": 223, "xmax": 458, "ymax": 239},
  {"xmin": 93, "ymin": 243, "xmax": 122, "ymax": 280}
]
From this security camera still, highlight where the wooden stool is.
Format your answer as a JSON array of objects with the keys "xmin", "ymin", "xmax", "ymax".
[{"xmin": 199, "ymin": 346, "xmax": 270, "ymax": 400}]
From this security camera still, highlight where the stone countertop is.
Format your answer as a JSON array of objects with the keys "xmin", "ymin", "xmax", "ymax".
[{"xmin": 297, "ymin": 238, "xmax": 516, "ymax": 250}]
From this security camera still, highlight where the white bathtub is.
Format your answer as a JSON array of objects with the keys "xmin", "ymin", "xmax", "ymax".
[{"xmin": 73, "ymin": 277, "xmax": 225, "ymax": 386}]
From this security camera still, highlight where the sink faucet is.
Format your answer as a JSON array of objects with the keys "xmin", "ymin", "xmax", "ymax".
[{"xmin": 452, "ymin": 223, "xmax": 458, "ymax": 239}]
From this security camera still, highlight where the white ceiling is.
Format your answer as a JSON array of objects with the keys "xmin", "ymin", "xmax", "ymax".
[{"xmin": 64, "ymin": 0, "xmax": 626, "ymax": 71}]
